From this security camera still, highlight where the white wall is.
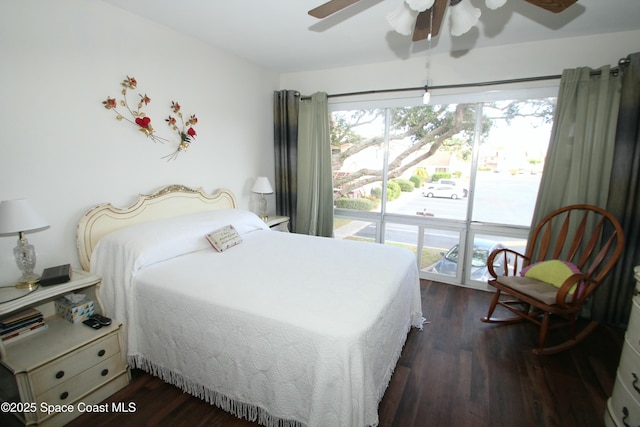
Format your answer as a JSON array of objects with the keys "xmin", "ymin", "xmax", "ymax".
[
  {"xmin": 0, "ymin": 0, "xmax": 279, "ymax": 282},
  {"xmin": 281, "ymin": 30, "xmax": 640, "ymax": 101}
]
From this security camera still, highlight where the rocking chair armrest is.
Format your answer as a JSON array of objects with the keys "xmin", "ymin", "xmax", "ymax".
[
  {"xmin": 487, "ymin": 248, "xmax": 529, "ymax": 278},
  {"xmin": 555, "ymin": 273, "xmax": 593, "ymax": 308}
]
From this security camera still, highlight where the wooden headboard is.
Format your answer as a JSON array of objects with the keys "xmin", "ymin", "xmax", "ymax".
[{"xmin": 76, "ymin": 184, "xmax": 237, "ymax": 271}]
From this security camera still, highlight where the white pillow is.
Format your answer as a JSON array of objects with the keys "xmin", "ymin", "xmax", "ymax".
[{"xmin": 92, "ymin": 209, "xmax": 268, "ymax": 272}]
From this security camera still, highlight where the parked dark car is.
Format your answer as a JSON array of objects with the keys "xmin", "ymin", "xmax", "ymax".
[{"xmin": 430, "ymin": 239, "xmax": 508, "ymax": 281}]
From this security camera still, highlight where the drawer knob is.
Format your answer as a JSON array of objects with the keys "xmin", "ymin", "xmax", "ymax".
[
  {"xmin": 55, "ymin": 370, "xmax": 65, "ymax": 379},
  {"xmin": 101, "ymin": 369, "xmax": 109, "ymax": 377},
  {"xmin": 60, "ymin": 391, "xmax": 69, "ymax": 400},
  {"xmin": 98, "ymin": 349, "xmax": 106, "ymax": 357}
]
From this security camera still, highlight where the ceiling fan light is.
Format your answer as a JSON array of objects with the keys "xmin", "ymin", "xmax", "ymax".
[
  {"xmin": 449, "ymin": 0, "xmax": 481, "ymax": 37},
  {"xmin": 405, "ymin": 0, "xmax": 435, "ymax": 12},
  {"xmin": 387, "ymin": 2, "xmax": 419, "ymax": 36},
  {"xmin": 485, "ymin": 0, "xmax": 507, "ymax": 10},
  {"xmin": 422, "ymin": 90, "xmax": 431, "ymax": 104}
]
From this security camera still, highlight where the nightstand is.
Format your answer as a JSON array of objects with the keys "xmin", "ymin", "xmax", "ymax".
[
  {"xmin": 605, "ymin": 266, "xmax": 640, "ymax": 427},
  {"xmin": 0, "ymin": 269, "xmax": 130, "ymax": 427},
  {"xmin": 265, "ymin": 215, "xmax": 290, "ymax": 232}
]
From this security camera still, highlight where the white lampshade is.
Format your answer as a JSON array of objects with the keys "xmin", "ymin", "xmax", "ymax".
[
  {"xmin": 485, "ymin": 0, "xmax": 507, "ymax": 10},
  {"xmin": 0, "ymin": 199, "xmax": 49, "ymax": 235},
  {"xmin": 251, "ymin": 177, "xmax": 273, "ymax": 194},
  {"xmin": 387, "ymin": 2, "xmax": 418, "ymax": 36},
  {"xmin": 450, "ymin": 0, "xmax": 481, "ymax": 36},
  {"xmin": 405, "ymin": 0, "xmax": 435, "ymax": 12}
]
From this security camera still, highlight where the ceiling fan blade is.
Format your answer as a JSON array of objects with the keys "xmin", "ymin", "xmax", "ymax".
[
  {"xmin": 523, "ymin": 0, "xmax": 578, "ymax": 13},
  {"xmin": 308, "ymin": 0, "xmax": 361, "ymax": 18},
  {"xmin": 412, "ymin": 0, "xmax": 448, "ymax": 41}
]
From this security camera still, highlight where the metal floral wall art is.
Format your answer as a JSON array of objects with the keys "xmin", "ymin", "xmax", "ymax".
[{"xmin": 102, "ymin": 76, "xmax": 198, "ymax": 160}]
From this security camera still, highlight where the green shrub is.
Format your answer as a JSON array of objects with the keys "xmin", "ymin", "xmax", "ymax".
[
  {"xmin": 335, "ymin": 197, "xmax": 374, "ymax": 211},
  {"xmin": 371, "ymin": 180, "xmax": 402, "ymax": 201},
  {"xmin": 393, "ymin": 178, "xmax": 415, "ymax": 192},
  {"xmin": 387, "ymin": 180, "xmax": 401, "ymax": 200},
  {"xmin": 431, "ymin": 172, "xmax": 452, "ymax": 182},
  {"xmin": 409, "ymin": 175, "xmax": 422, "ymax": 189}
]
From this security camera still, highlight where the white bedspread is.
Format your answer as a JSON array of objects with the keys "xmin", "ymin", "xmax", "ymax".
[{"xmin": 91, "ymin": 210, "xmax": 423, "ymax": 427}]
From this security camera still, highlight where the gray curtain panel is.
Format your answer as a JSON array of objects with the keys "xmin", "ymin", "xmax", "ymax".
[
  {"xmin": 296, "ymin": 92, "xmax": 334, "ymax": 237},
  {"xmin": 531, "ymin": 66, "xmax": 621, "ymax": 225},
  {"xmin": 594, "ymin": 52, "xmax": 640, "ymax": 326},
  {"xmin": 527, "ymin": 64, "xmax": 623, "ymax": 319},
  {"xmin": 273, "ymin": 90, "xmax": 300, "ymax": 233}
]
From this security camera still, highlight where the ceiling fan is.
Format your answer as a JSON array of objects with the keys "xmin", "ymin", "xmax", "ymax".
[{"xmin": 308, "ymin": 0, "xmax": 579, "ymax": 41}]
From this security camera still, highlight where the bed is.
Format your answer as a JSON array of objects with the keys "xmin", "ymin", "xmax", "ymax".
[{"xmin": 77, "ymin": 184, "xmax": 424, "ymax": 427}]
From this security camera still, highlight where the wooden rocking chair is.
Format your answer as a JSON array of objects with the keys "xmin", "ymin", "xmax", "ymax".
[{"xmin": 481, "ymin": 204, "xmax": 624, "ymax": 355}]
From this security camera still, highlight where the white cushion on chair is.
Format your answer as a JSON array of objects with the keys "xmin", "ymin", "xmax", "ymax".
[{"xmin": 494, "ymin": 276, "xmax": 570, "ymax": 306}]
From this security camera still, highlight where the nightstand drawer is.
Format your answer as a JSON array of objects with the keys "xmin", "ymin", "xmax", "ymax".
[
  {"xmin": 617, "ymin": 342, "xmax": 640, "ymax": 407},
  {"xmin": 30, "ymin": 332, "xmax": 120, "ymax": 395},
  {"xmin": 626, "ymin": 298, "xmax": 640, "ymax": 355},
  {"xmin": 609, "ymin": 376, "xmax": 640, "ymax": 427},
  {"xmin": 35, "ymin": 353, "xmax": 125, "ymax": 418}
]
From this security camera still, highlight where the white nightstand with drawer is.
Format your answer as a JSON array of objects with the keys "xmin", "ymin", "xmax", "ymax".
[
  {"xmin": 265, "ymin": 215, "xmax": 290, "ymax": 232},
  {"xmin": 0, "ymin": 270, "xmax": 130, "ymax": 427},
  {"xmin": 605, "ymin": 266, "xmax": 640, "ymax": 427}
]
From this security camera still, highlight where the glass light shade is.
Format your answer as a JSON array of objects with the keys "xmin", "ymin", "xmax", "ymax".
[
  {"xmin": 423, "ymin": 90, "xmax": 431, "ymax": 104},
  {"xmin": 405, "ymin": 0, "xmax": 435, "ymax": 12},
  {"xmin": 387, "ymin": 2, "xmax": 418, "ymax": 36},
  {"xmin": 449, "ymin": 0, "xmax": 481, "ymax": 36},
  {"xmin": 486, "ymin": 0, "xmax": 507, "ymax": 10}
]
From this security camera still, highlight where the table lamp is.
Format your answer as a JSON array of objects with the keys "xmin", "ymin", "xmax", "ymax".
[
  {"xmin": 251, "ymin": 177, "xmax": 273, "ymax": 221},
  {"xmin": 0, "ymin": 199, "xmax": 49, "ymax": 289}
]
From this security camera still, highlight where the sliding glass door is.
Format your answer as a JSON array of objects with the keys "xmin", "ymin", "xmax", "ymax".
[{"xmin": 331, "ymin": 92, "xmax": 555, "ymax": 290}]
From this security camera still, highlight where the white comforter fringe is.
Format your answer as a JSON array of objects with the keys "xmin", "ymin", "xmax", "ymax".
[
  {"xmin": 129, "ymin": 314, "xmax": 415, "ymax": 427},
  {"xmin": 130, "ymin": 354, "xmax": 304, "ymax": 427}
]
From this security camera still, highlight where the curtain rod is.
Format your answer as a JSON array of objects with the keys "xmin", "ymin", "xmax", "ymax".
[
  {"xmin": 299, "ymin": 63, "xmax": 624, "ymax": 100},
  {"xmin": 324, "ymin": 74, "xmax": 563, "ymax": 99}
]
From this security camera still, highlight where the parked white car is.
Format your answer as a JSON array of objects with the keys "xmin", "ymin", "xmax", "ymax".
[
  {"xmin": 437, "ymin": 179, "xmax": 469, "ymax": 197},
  {"xmin": 422, "ymin": 185, "xmax": 465, "ymax": 199}
]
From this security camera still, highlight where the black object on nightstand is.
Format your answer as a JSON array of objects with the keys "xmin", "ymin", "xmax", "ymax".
[{"xmin": 39, "ymin": 264, "xmax": 72, "ymax": 286}]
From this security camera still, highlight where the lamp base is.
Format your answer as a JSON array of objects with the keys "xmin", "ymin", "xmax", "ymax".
[{"xmin": 15, "ymin": 278, "xmax": 39, "ymax": 290}]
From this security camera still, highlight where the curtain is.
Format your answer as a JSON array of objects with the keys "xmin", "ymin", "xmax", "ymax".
[
  {"xmin": 528, "ymin": 64, "xmax": 622, "ymax": 318},
  {"xmin": 296, "ymin": 92, "xmax": 334, "ymax": 237},
  {"xmin": 593, "ymin": 52, "xmax": 640, "ymax": 326},
  {"xmin": 273, "ymin": 90, "xmax": 300, "ymax": 232},
  {"xmin": 531, "ymin": 66, "xmax": 621, "ymax": 225}
]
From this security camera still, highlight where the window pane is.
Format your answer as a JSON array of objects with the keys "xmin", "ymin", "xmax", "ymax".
[
  {"xmin": 470, "ymin": 233, "xmax": 528, "ymax": 282},
  {"xmin": 331, "ymin": 110, "xmax": 385, "ymax": 213},
  {"xmin": 473, "ymin": 99, "xmax": 554, "ymax": 226},
  {"xmin": 334, "ymin": 218, "xmax": 377, "ymax": 242},
  {"xmin": 383, "ymin": 223, "xmax": 419, "ymax": 266},
  {"xmin": 422, "ymin": 228, "xmax": 463, "ymax": 278},
  {"xmin": 384, "ymin": 104, "xmax": 474, "ymax": 220}
]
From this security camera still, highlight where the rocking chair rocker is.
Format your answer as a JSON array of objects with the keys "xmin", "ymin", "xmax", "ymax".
[{"xmin": 481, "ymin": 204, "xmax": 624, "ymax": 355}]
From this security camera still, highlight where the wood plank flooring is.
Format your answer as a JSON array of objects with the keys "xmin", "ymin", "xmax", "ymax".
[{"xmin": 67, "ymin": 280, "xmax": 624, "ymax": 427}]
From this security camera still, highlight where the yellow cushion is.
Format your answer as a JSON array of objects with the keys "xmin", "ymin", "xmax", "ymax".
[{"xmin": 520, "ymin": 260, "xmax": 581, "ymax": 289}]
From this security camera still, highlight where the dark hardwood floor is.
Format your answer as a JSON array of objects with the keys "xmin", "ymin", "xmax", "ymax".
[{"xmin": 67, "ymin": 280, "xmax": 624, "ymax": 427}]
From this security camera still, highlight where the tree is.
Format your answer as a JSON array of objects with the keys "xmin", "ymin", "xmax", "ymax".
[{"xmin": 331, "ymin": 99, "xmax": 555, "ymax": 199}]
